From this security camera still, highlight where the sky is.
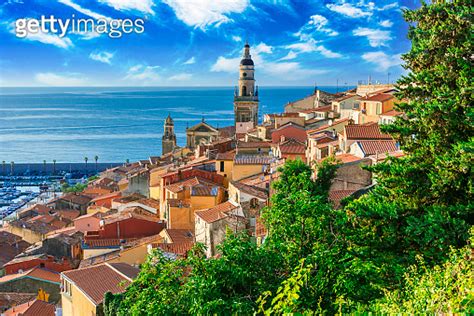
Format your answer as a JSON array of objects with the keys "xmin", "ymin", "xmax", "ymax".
[{"xmin": 0, "ymin": 0, "xmax": 420, "ymax": 87}]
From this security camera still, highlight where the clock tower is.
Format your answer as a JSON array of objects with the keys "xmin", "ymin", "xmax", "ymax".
[{"xmin": 234, "ymin": 42, "xmax": 259, "ymax": 134}]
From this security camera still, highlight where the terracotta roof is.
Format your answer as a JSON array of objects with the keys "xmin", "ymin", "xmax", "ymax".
[
  {"xmin": 54, "ymin": 209, "xmax": 80, "ymax": 221},
  {"xmin": 164, "ymin": 229, "xmax": 194, "ymax": 244},
  {"xmin": 333, "ymin": 153, "xmax": 363, "ymax": 164},
  {"xmin": 357, "ymin": 140, "xmax": 398, "ymax": 155},
  {"xmin": 216, "ymin": 150, "xmax": 236, "ymax": 161},
  {"xmin": 0, "ymin": 267, "xmax": 60, "ymax": 284},
  {"xmin": 278, "ymin": 139, "xmax": 306, "ymax": 154},
  {"xmin": 0, "ymin": 293, "xmax": 37, "ymax": 311},
  {"xmin": 231, "ymin": 181, "xmax": 268, "ymax": 200},
  {"xmin": 195, "ymin": 201, "xmax": 240, "ymax": 224},
  {"xmin": 274, "ymin": 122, "xmax": 305, "ymax": 131},
  {"xmin": 191, "ymin": 185, "xmax": 219, "ymax": 196},
  {"xmin": 306, "ymin": 118, "xmax": 350, "ymax": 135},
  {"xmin": 108, "ymin": 262, "xmax": 140, "ymax": 279},
  {"xmin": 3, "ymin": 299, "xmax": 55, "ymax": 316},
  {"xmin": 153, "ymin": 241, "xmax": 194, "ymax": 257},
  {"xmin": 237, "ymin": 141, "xmax": 271, "ymax": 148},
  {"xmin": 329, "ymin": 190, "xmax": 357, "ymax": 208},
  {"xmin": 234, "ymin": 155, "xmax": 275, "ymax": 165},
  {"xmin": 9, "ymin": 219, "xmax": 58, "ymax": 235},
  {"xmin": 140, "ymin": 198, "xmax": 161, "ymax": 209},
  {"xmin": 57, "ymin": 193, "xmax": 92, "ymax": 206},
  {"xmin": 89, "ymin": 191, "xmax": 122, "ymax": 203},
  {"xmin": 84, "ymin": 239, "xmax": 124, "ymax": 248},
  {"xmin": 62, "ymin": 263, "xmax": 139, "ymax": 305},
  {"xmin": 381, "ymin": 110, "xmax": 403, "ymax": 117},
  {"xmin": 102, "ymin": 210, "xmax": 158, "ymax": 225},
  {"xmin": 345, "ymin": 123, "xmax": 392, "ymax": 140},
  {"xmin": 359, "ymin": 93, "xmax": 394, "ymax": 102},
  {"xmin": 165, "ymin": 177, "xmax": 217, "ymax": 193},
  {"xmin": 313, "ymin": 105, "xmax": 332, "ymax": 112},
  {"xmin": 112, "ymin": 193, "xmax": 145, "ymax": 204}
]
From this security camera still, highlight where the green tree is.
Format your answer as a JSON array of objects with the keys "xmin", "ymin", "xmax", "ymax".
[{"xmin": 337, "ymin": 0, "xmax": 473, "ymax": 306}]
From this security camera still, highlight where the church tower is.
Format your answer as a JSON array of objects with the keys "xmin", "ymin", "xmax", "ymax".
[
  {"xmin": 234, "ymin": 42, "xmax": 259, "ymax": 133},
  {"xmin": 162, "ymin": 114, "xmax": 176, "ymax": 155}
]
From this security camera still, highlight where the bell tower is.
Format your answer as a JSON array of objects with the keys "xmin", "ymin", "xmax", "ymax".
[
  {"xmin": 234, "ymin": 42, "xmax": 259, "ymax": 134},
  {"xmin": 162, "ymin": 114, "xmax": 176, "ymax": 155}
]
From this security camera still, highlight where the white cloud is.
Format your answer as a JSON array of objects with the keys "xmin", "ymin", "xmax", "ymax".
[
  {"xmin": 98, "ymin": 0, "xmax": 154, "ymax": 15},
  {"xmin": 162, "ymin": 0, "xmax": 249, "ymax": 29},
  {"xmin": 362, "ymin": 51, "xmax": 402, "ymax": 71},
  {"xmin": 211, "ymin": 56, "xmax": 240, "ymax": 72},
  {"xmin": 232, "ymin": 35, "xmax": 242, "ymax": 42},
  {"xmin": 20, "ymin": 31, "xmax": 73, "ymax": 49},
  {"xmin": 263, "ymin": 61, "xmax": 327, "ymax": 78},
  {"xmin": 285, "ymin": 39, "xmax": 342, "ymax": 58},
  {"xmin": 299, "ymin": 14, "xmax": 339, "ymax": 37},
  {"xmin": 58, "ymin": 0, "xmax": 109, "ymax": 20},
  {"xmin": 353, "ymin": 27, "xmax": 391, "ymax": 47},
  {"xmin": 124, "ymin": 64, "xmax": 160, "ymax": 82},
  {"xmin": 210, "ymin": 42, "xmax": 327, "ymax": 80},
  {"xmin": 183, "ymin": 57, "xmax": 195, "ymax": 65},
  {"xmin": 89, "ymin": 51, "xmax": 114, "ymax": 64},
  {"xmin": 326, "ymin": 3, "xmax": 372, "ymax": 18},
  {"xmin": 379, "ymin": 20, "xmax": 393, "ymax": 28},
  {"xmin": 5, "ymin": 19, "xmax": 73, "ymax": 49},
  {"xmin": 279, "ymin": 50, "xmax": 297, "ymax": 61},
  {"xmin": 35, "ymin": 72, "xmax": 85, "ymax": 86},
  {"xmin": 253, "ymin": 42, "xmax": 273, "ymax": 54},
  {"xmin": 169, "ymin": 73, "xmax": 192, "ymax": 81}
]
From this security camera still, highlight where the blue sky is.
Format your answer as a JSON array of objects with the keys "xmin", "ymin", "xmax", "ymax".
[{"xmin": 0, "ymin": 0, "xmax": 420, "ymax": 87}]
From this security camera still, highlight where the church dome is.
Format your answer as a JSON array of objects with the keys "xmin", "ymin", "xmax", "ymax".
[{"xmin": 240, "ymin": 58, "xmax": 254, "ymax": 66}]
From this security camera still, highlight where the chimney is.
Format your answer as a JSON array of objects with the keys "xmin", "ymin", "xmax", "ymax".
[{"xmin": 280, "ymin": 135, "xmax": 285, "ymax": 143}]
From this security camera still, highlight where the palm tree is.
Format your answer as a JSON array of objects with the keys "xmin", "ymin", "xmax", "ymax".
[
  {"xmin": 10, "ymin": 161, "xmax": 14, "ymax": 175},
  {"xmin": 126, "ymin": 159, "xmax": 130, "ymax": 164},
  {"xmin": 84, "ymin": 157, "xmax": 88, "ymax": 176},
  {"xmin": 53, "ymin": 160, "xmax": 56, "ymax": 175},
  {"xmin": 43, "ymin": 160, "xmax": 47, "ymax": 174},
  {"xmin": 94, "ymin": 155, "xmax": 99, "ymax": 173}
]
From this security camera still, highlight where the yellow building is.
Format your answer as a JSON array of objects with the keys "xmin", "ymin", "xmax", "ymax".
[
  {"xmin": 61, "ymin": 263, "xmax": 139, "ymax": 316},
  {"xmin": 356, "ymin": 93, "xmax": 395, "ymax": 124}
]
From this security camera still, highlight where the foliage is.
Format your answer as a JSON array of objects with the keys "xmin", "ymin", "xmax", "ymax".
[
  {"xmin": 367, "ymin": 230, "xmax": 474, "ymax": 314},
  {"xmin": 336, "ymin": 0, "xmax": 473, "ymax": 305},
  {"xmin": 61, "ymin": 182, "xmax": 87, "ymax": 193}
]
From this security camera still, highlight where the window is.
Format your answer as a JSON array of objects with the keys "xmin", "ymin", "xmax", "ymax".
[
  {"xmin": 242, "ymin": 86, "xmax": 247, "ymax": 96},
  {"xmin": 220, "ymin": 161, "xmax": 225, "ymax": 172},
  {"xmin": 250, "ymin": 198, "xmax": 259, "ymax": 208}
]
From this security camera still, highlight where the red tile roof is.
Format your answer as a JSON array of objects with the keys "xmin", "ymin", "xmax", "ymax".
[
  {"xmin": 306, "ymin": 118, "xmax": 350, "ymax": 135},
  {"xmin": 0, "ymin": 267, "xmax": 60, "ymax": 284},
  {"xmin": 3, "ymin": 299, "xmax": 55, "ymax": 316},
  {"xmin": 234, "ymin": 155, "xmax": 275, "ymax": 165},
  {"xmin": 278, "ymin": 139, "xmax": 306, "ymax": 154},
  {"xmin": 216, "ymin": 150, "xmax": 236, "ymax": 161},
  {"xmin": 345, "ymin": 123, "xmax": 392, "ymax": 140},
  {"xmin": 195, "ymin": 201, "xmax": 240, "ymax": 224},
  {"xmin": 357, "ymin": 140, "xmax": 398, "ymax": 155},
  {"xmin": 237, "ymin": 141, "xmax": 271, "ymax": 148},
  {"xmin": 0, "ymin": 293, "xmax": 37, "ymax": 312},
  {"xmin": 230, "ymin": 181, "xmax": 268, "ymax": 200},
  {"xmin": 359, "ymin": 93, "xmax": 394, "ymax": 102},
  {"xmin": 153, "ymin": 241, "xmax": 195, "ymax": 257},
  {"xmin": 62, "ymin": 263, "xmax": 138, "ymax": 305},
  {"xmin": 329, "ymin": 190, "xmax": 357, "ymax": 208},
  {"xmin": 163, "ymin": 229, "xmax": 194, "ymax": 244},
  {"xmin": 331, "ymin": 154, "xmax": 363, "ymax": 164}
]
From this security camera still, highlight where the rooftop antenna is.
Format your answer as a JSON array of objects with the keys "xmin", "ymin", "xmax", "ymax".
[
  {"xmin": 387, "ymin": 72, "xmax": 391, "ymax": 84},
  {"xmin": 336, "ymin": 79, "xmax": 339, "ymax": 93}
]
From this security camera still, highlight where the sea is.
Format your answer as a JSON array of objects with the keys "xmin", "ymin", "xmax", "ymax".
[{"xmin": 0, "ymin": 86, "xmax": 351, "ymax": 163}]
